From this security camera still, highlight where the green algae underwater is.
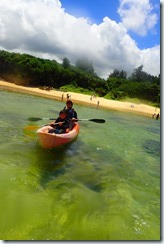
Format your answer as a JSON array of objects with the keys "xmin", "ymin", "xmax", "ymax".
[{"xmin": 0, "ymin": 90, "xmax": 160, "ymax": 240}]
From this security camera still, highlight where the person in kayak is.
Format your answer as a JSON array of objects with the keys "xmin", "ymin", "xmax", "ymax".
[
  {"xmin": 64, "ymin": 100, "xmax": 78, "ymax": 120},
  {"xmin": 64, "ymin": 100, "xmax": 78, "ymax": 129},
  {"xmin": 48, "ymin": 110, "xmax": 70, "ymax": 134}
]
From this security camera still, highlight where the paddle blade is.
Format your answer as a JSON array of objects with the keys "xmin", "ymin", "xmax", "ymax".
[
  {"xmin": 24, "ymin": 125, "xmax": 40, "ymax": 130},
  {"xmin": 28, "ymin": 117, "xmax": 43, "ymax": 121},
  {"xmin": 89, "ymin": 119, "xmax": 106, "ymax": 123},
  {"xmin": 28, "ymin": 117, "xmax": 55, "ymax": 121}
]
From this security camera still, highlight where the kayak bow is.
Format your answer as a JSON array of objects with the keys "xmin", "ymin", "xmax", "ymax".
[{"xmin": 37, "ymin": 122, "xmax": 80, "ymax": 149}]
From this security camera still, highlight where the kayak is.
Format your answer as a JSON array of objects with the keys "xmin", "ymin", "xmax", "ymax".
[{"xmin": 36, "ymin": 122, "xmax": 80, "ymax": 149}]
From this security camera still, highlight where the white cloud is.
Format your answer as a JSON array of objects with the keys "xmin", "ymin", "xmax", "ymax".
[
  {"xmin": 0, "ymin": 0, "xmax": 160, "ymax": 78},
  {"xmin": 117, "ymin": 0, "xmax": 158, "ymax": 36},
  {"xmin": 139, "ymin": 45, "xmax": 160, "ymax": 75}
]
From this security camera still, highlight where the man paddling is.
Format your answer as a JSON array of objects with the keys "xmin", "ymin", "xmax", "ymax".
[
  {"xmin": 64, "ymin": 100, "xmax": 78, "ymax": 129},
  {"xmin": 64, "ymin": 100, "xmax": 78, "ymax": 120}
]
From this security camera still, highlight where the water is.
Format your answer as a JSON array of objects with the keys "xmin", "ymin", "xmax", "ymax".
[{"xmin": 0, "ymin": 90, "xmax": 160, "ymax": 240}]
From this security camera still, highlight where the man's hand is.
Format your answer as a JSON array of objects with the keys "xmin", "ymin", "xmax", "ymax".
[
  {"xmin": 72, "ymin": 118, "xmax": 78, "ymax": 121},
  {"xmin": 58, "ymin": 122, "xmax": 63, "ymax": 126}
]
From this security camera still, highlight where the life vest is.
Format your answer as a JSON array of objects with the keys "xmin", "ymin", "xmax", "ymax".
[{"xmin": 64, "ymin": 107, "xmax": 75, "ymax": 119}]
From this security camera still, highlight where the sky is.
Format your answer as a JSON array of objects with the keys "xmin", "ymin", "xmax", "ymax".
[{"xmin": 0, "ymin": 0, "xmax": 160, "ymax": 78}]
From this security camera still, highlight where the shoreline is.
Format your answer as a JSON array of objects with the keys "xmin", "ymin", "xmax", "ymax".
[{"xmin": 0, "ymin": 80, "xmax": 160, "ymax": 117}]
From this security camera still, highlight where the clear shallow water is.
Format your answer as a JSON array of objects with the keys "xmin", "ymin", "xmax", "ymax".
[{"xmin": 0, "ymin": 90, "xmax": 160, "ymax": 240}]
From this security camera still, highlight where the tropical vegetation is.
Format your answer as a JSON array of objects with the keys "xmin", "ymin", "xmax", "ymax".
[{"xmin": 0, "ymin": 50, "xmax": 160, "ymax": 106}]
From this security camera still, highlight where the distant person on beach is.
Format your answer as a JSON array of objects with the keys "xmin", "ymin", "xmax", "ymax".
[
  {"xmin": 67, "ymin": 93, "xmax": 71, "ymax": 100},
  {"xmin": 97, "ymin": 100, "xmax": 100, "ymax": 108},
  {"xmin": 152, "ymin": 113, "xmax": 160, "ymax": 120},
  {"xmin": 156, "ymin": 113, "xmax": 160, "ymax": 120},
  {"xmin": 48, "ymin": 110, "xmax": 69, "ymax": 134},
  {"xmin": 152, "ymin": 113, "xmax": 156, "ymax": 119}
]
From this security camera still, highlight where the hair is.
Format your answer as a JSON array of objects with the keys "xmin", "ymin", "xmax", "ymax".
[
  {"xmin": 59, "ymin": 110, "xmax": 67, "ymax": 115},
  {"xmin": 66, "ymin": 99, "xmax": 73, "ymax": 106}
]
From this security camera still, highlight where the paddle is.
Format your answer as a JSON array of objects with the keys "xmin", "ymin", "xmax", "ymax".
[
  {"xmin": 28, "ymin": 117, "xmax": 55, "ymax": 121},
  {"xmin": 24, "ymin": 125, "xmax": 41, "ymax": 131},
  {"xmin": 24, "ymin": 122, "xmax": 63, "ymax": 131},
  {"xmin": 25, "ymin": 117, "xmax": 105, "ymax": 131},
  {"xmin": 28, "ymin": 117, "xmax": 105, "ymax": 123},
  {"xmin": 76, "ymin": 118, "xmax": 105, "ymax": 123}
]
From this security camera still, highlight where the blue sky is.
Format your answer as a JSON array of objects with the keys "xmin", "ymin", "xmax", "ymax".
[
  {"xmin": 60, "ymin": 0, "xmax": 120, "ymax": 24},
  {"xmin": 60, "ymin": 0, "xmax": 160, "ymax": 49},
  {"xmin": 0, "ymin": 0, "xmax": 160, "ymax": 78}
]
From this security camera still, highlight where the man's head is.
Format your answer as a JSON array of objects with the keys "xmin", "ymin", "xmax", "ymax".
[{"xmin": 66, "ymin": 100, "xmax": 73, "ymax": 108}]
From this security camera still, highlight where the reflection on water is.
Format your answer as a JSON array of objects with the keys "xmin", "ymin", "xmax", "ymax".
[{"xmin": 0, "ymin": 90, "xmax": 160, "ymax": 240}]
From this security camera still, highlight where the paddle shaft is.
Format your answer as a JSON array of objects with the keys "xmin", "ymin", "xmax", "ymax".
[
  {"xmin": 24, "ymin": 122, "xmax": 63, "ymax": 131},
  {"xmin": 48, "ymin": 118, "xmax": 105, "ymax": 123},
  {"xmin": 28, "ymin": 117, "xmax": 105, "ymax": 123}
]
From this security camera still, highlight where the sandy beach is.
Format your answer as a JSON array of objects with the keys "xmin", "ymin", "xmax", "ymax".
[{"xmin": 0, "ymin": 79, "xmax": 160, "ymax": 117}]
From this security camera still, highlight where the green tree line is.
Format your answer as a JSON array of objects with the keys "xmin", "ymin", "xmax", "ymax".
[{"xmin": 0, "ymin": 50, "xmax": 160, "ymax": 106}]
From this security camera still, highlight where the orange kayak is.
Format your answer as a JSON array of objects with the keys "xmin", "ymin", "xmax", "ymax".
[{"xmin": 36, "ymin": 122, "xmax": 80, "ymax": 149}]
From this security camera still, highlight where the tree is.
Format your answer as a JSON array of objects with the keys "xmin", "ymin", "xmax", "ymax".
[
  {"xmin": 62, "ymin": 57, "xmax": 70, "ymax": 69},
  {"xmin": 108, "ymin": 69, "xmax": 127, "ymax": 79},
  {"xmin": 75, "ymin": 58, "xmax": 94, "ymax": 74},
  {"xmin": 128, "ymin": 65, "xmax": 152, "ymax": 82}
]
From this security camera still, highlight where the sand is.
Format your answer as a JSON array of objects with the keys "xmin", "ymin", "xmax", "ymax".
[{"xmin": 0, "ymin": 79, "xmax": 160, "ymax": 117}]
